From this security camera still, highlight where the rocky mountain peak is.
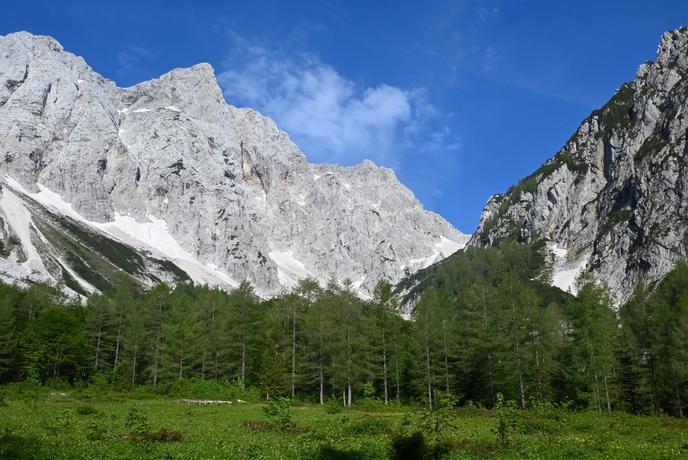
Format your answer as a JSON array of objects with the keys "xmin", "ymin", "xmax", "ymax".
[
  {"xmin": 470, "ymin": 28, "xmax": 688, "ymax": 305},
  {"xmin": 0, "ymin": 32, "xmax": 468, "ymax": 298},
  {"xmin": 121, "ymin": 62, "xmax": 225, "ymax": 113},
  {"xmin": 3, "ymin": 31, "xmax": 64, "ymax": 53},
  {"xmin": 656, "ymin": 27, "xmax": 688, "ymax": 70}
]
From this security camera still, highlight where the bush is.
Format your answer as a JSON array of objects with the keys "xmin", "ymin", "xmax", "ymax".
[
  {"xmin": 263, "ymin": 397, "xmax": 293, "ymax": 431},
  {"xmin": 124, "ymin": 408, "xmax": 150, "ymax": 438},
  {"xmin": 75, "ymin": 405, "xmax": 98, "ymax": 416},
  {"xmin": 166, "ymin": 377, "xmax": 261, "ymax": 401},
  {"xmin": 392, "ymin": 431, "xmax": 427, "ymax": 460},
  {"xmin": 493, "ymin": 393, "xmax": 519, "ymax": 447},
  {"xmin": 145, "ymin": 429, "xmax": 184, "ymax": 442},
  {"xmin": 0, "ymin": 429, "xmax": 47, "ymax": 459},
  {"xmin": 347, "ymin": 417, "xmax": 388, "ymax": 435},
  {"xmin": 323, "ymin": 397, "xmax": 343, "ymax": 414}
]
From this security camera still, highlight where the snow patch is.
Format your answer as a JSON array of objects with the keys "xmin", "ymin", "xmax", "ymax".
[
  {"xmin": 133, "ymin": 108, "xmax": 152, "ymax": 113},
  {"xmin": 96, "ymin": 215, "xmax": 239, "ymax": 289},
  {"xmin": 548, "ymin": 243, "xmax": 590, "ymax": 295},
  {"xmin": 406, "ymin": 250, "xmax": 440, "ymax": 271},
  {"xmin": 56, "ymin": 255, "xmax": 98, "ymax": 294},
  {"xmin": 0, "ymin": 187, "xmax": 50, "ymax": 275},
  {"xmin": 406, "ymin": 236, "xmax": 467, "ymax": 271},
  {"xmin": 435, "ymin": 236, "xmax": 464, "ymax": 257},
  {"xmin": 4, "ymin": 178, "xmax": 238, "ymax": 290},
  {"xmin": 350, "ymin": 275, "xmax": 372, "ymax": 300},
  {"xmin": 268, "ymin": 250, "xmax": 312, "ymax": 288},
  {"xmin": 164, "ymin": 105, "xmax": 181, "ymax": 112},
  {"xmin": 549, "ymin": 243, "xmax": 568, "ymax": 258}
]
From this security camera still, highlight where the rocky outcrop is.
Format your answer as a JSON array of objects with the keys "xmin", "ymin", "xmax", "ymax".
[
  {"xmin": 0, "ymin": 32, "xmax": 468, "ymax": 297},
  {"xmin": 470, "ymin": 28, "xmax": 688, "ymax": 304}
]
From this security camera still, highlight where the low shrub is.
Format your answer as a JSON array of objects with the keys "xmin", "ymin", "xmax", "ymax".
[
  {"xmin": 75, "ymin": 405, "xmax": 98, "ymax": 416},
  {"xmin": 263, "ymin": 397, "xmax": 293, "ymax": 431},
  {"xmin": 145, "ymin": 429, "xmax": 184, "ymax": 442},
  {"xmin": 323, "ymin": 397, "xmax": 343, "ymax": 414}
]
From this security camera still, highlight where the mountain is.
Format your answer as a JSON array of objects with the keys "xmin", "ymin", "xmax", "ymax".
[
  {"xmin": 468, "ymin": 28, "xmax": 688, "ymax": 304},
  {"xmin": 0, "ymin": 31, "xmax": 468, "ymax": 298}
]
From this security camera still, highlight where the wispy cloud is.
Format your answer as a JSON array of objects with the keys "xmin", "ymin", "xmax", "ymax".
[
  {"xmin": 116, "ymin": 45, "xmax": 157, "ymax": 81},
  {"xmin": 217, "ymin": 32, "xmax": 458, "ymax": 167}
]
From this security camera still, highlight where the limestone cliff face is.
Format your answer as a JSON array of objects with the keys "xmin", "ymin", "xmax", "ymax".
[
  {"xmin": 0, "ymin": 32, "xmax": 468, "ymax": 297},
  {"xmin": 470, "ymin": 28, "xmax": 688, "ymax": 303}
]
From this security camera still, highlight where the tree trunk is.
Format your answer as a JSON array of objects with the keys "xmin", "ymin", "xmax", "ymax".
[
  {"xmin": 319, "ymin": 362, "xmax": 324, "ymax": 405},
  {"xmin": 383, "ymin": 331, "xmax": 389, "ymax": 405},
  {"xmin": 153, "ymin": 300, "xmax": 163, "ymax": 386},
  {"xmin": 113, "ymin": 307, "xmax": 123, "ymax": 373},
  {"xmin": 508, "ymin": 279, "xmax": 526, "ymax": 409},
  {"xmin": 201, "ymin": 351, "xmax": 206, "ymax": 380},
  {"xmin": 516, "ymin": 341, "xmax": 525, "ymax": 409},
  {"xmin": 291, "ymin": 303, "xmax": 297, "ymax": 400},
  {"xmin": 649, "ymin": 355, "xmax": 659, "ymax": 415},
  {"xmin": 241, "ymin": 338, "xmax": 246, "ymax": 387},
  {"xmin": 394, "ymin": 332, "xmax": 401, "ymax": 400},
  {"xmin": 318, "ymin": 309, "xmax": 325, "ymax": 405},
  {"xmin": 131, "ymin": 342, "xmax": 138, "ymax": 386},
  {"xmin": 426, "ymin": 344, "xmax": 433, "ymax": 410},
  {"xmin": 346, "ymin": 313, "xmax": 352, "ymax": 407},
  {"xmin": 214, "ymin": 351, "xmax": 219, "ymax": 382},
  {"xmin": 593, "ymin": 373, "xmax": 601, "ymax": 412},
  {"xmin": 535, "ymin": 347, "xmax": 543, "ymax": 401},
  {"xmin": 94, "ymin": 320, "xmax": 102, "ymax": 373},
  {"xmin": 604, "ymin": 374, "xmax": 611, "ymax": 412},
  {"xmin": 675, "ymin": 382, "xmax": 684, "ymax": 418},
  {"xmin": 481, "ymin": 286, "xmax": 495, "ymax": 404},
  {"xmin": 442, "ymin": 320, "xmax": 450, "ymax": 395}
]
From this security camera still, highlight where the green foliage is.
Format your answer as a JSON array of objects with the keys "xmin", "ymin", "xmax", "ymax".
[
  {"xmin": 1, "ymin": 392, "xmax": 688, "ymax": 458},
  {"xmin": 598, "ymin": 208, "xmax": 633, "ymax": 236},
  {"xmin": 324, "ymin": 397, "xmax": 343, "ymax": 414},
  {"xmin": 591, "ymin": 82, "xmax": 636, "ymax": 137},
  {"xmin": 0, "ymin": 246, "xmax": 686, "ymax": 425},
  {"xmin": 493, "ymin": 393, "xmax": 519, "ymax": 446},
  {"xmin": 75, "ymin": 404, "xmax": 98, "ymax": 416},
  {"xmin": 635, "ymin": 129, "xmax": 670, "ymax": 162},
  {"xmin": 125, "ymin": 407, "xmax": 150, "ymax": 438},
  {"xmin": 262, "ymin": 397, "xmax": 293, "ymax": 431}
]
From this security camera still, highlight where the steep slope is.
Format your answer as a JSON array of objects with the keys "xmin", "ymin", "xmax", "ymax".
[
  {"xmin": 0, "ymin": 181, "xmax": 190, "ymax": 296},
  {"xmin": 469, "ymin": 28, "xmax": 688, "ymax": 303},
  {"xmin": 0, "ymin": 31, "xmax": 468, "ymax": 297}
]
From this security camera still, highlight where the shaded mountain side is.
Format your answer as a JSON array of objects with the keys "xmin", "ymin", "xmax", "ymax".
[
  {"xmin": 395, "ymin": 241, "xmax": 574, "ymax": 315},
  {"xmin": 0, "ymin": 182, "xmax": 189, "ymax": 297}
]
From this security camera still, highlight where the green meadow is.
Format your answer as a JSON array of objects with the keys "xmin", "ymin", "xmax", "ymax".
[{"xmin": 1, "ymin": 386, "xmax": 687, "ymax": 459}]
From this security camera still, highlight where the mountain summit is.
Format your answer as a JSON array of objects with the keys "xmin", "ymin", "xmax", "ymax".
[
  {"xmin": 470, "ymin": 27, "xmax": 688, "ymax": 303},
  {"xmin": 0, "ymin": 31, "xmax": 468, "ymax": 297}
]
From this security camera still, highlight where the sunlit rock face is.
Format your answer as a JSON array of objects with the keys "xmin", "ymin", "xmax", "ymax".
[
  {"xmin": 0, "ymin": 32, "xmax": 468, "ymax": 297},
  {"xmin": 470, "ymin": 28, "xmax": 688, "ymax": 304}
]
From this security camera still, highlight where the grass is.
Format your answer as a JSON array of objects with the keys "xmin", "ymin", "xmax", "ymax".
[{"xmin": 1, "ymin": 388, "xmax": 687, "ymax": 459}]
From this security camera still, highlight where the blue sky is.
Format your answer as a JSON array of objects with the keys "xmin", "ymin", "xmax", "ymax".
[{"xmin": 2, "ymin": 1, "xmax": 687, "ymax": 233}]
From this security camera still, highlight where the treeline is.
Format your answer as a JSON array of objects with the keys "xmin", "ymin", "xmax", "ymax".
[{"xmin": 0, "ymin": 243, "xmax": 685, "ymax": 416}]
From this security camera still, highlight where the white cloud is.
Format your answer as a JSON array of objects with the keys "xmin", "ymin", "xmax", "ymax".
[{"xmin": 218, "ymin": 34, "xmax": 456, "ymax": 166}]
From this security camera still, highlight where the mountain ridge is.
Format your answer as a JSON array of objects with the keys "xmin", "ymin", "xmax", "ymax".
[
  {"xmin": 467, "ymin": 27, "xmax": 688, "ymax": 304},
  {"xmin": 0, "ymin": 31, "xmax": 468, "ymax": 298}
]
